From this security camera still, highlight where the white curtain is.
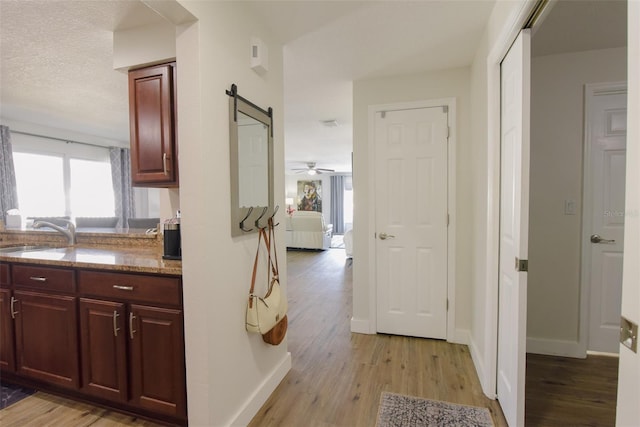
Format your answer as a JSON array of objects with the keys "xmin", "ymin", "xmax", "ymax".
[
  {"xmin": 110, "ymin": 147, "xmax": 135, "ymax": 228},
  {"xmin": 0, "ymin": 126, "xmax": 19, "ymax": 222},
  {"xmin": 330, "ymin": 175, "xmax": 345, "ymax": 234}
]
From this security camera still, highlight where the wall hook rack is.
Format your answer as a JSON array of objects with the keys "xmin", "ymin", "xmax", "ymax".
[
  {"xmin": 267, "ymin": 205, "xmax": 280, "ymax": 227},
  {"xmin": 239, "ymin": 207, "xmax": 254, "ymax": 232},
  {"xmin": 254, "ymin": 207, "xmax": 269, "ymax": 229}
]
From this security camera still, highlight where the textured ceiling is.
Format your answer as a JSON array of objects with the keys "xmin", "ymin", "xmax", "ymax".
[
  {"xmin": 0, "ymin": 0, "xmax": 629, "ymax": 174},
  {"xmin": 0, "ymin": 0, "xmax": 165, "ymax": 144}
]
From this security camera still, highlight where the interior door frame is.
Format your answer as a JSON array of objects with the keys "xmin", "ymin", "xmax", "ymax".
[
  {"xmin": 481, "ymin": 0, "xmax": 539, "ymax": 399},
  {"xmin": 580, "ymin": 81, "xmax": 627, "ymax": 355},
  {"xmin": 367, "ymin": 98, "xmax": 458, "ymax": 341}
]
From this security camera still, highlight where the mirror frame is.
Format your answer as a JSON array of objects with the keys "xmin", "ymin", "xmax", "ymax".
[{"xmin": 228, "ymin": 85, "xmax": 274, "ymax": 236}]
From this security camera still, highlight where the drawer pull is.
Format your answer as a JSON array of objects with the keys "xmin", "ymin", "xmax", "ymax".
[
  {"xmin": 129, "ymin": 312, "xmax": 137, "ymax": 339},
  {"xmin": 113, "ymin": 285, "xmax": 134, "ymax": 291},
  {"xmin": 10, "ymin": 297, "xmax": 18, "ymax": 319},
  {"xmin": 29, "ymin": 276, "xmax": 47, "ymax": 282},
  {"xmin": 113, "ymin": 311, "xmax": 120, "ymax": 337}
]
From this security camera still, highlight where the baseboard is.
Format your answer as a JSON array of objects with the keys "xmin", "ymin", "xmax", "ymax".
[
  {"xmin": 229, "ymin": 352, "xmax": 292, "ymax": 426},
  {"xmin": 468, "ymin": 336, "xmax": 496, "ymax": 399},
  {"xmin": 350, "ymin": 317, "xmax": 373, "ymax": 334},
  {"xmin": 527, "ymin": 336, "xmax": 586, "ymax": 358},
  {"xmin": 586, "ymin": 350, "xmax": 619, "ymax": 357}
]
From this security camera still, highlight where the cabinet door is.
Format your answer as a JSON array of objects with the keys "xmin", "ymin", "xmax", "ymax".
[
  {"xmin": 128, "ymin": 62, "xmax": 178, "ymax": 187},
  {"xmin": 14, "ymin": 290, "xmax": 79, "ymax": 389},
  {"xmin": 0, "ymin": 288, "xmax": 16, "ymax": 371},
  {"xmin": 79, "ymin": 298, "xmax": 127, "ymax": 402},
  {"xmin": 129, "ymin": 304, "xmax": 186, "ymax": 418}
]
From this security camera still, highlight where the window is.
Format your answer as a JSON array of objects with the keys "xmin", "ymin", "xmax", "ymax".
[
  {"xmin": 344, "ymin": 176, "xmax": 353, "ymax": 229},
  {"xmin": 70, "ymin": 158, "xmax": 115, "ymax": 217},
  {"xmin": 11, "ymin": 133, "xmax": 115, "ymax": 219},
  {"xmin": 13, "ymin": 152, "xmax": 66, "ymax": 217}
]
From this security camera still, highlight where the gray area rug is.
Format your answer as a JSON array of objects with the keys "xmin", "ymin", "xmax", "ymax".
[
  {"xmin": 376, "ymin": 392, "xmax": 494, "ymax": 427},
  {"xmin": 1, "ymin": 382, "xmax": 36, "ymax": 409}
]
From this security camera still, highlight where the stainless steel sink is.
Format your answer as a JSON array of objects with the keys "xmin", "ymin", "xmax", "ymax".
[{"xmin": 0, "ymin": 245, "xmax": 56, "ymax": 253}]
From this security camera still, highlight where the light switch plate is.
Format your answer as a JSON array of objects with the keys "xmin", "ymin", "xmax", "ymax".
[{"xmin": 564, "ymin": 199, "xmax": 576, "ymax": 215}]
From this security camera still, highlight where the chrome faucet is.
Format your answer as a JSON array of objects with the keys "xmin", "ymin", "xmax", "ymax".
[{"xmin": 33, "ymin": 219, "xmax": 76, "ymax": 245}]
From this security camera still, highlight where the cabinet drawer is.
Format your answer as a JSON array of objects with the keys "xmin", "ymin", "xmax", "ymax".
[
  {"xmin": 0, "ymin": 263, "xmax": 9, "ymax": 287},
  {"xmin": 78, "ymin": 270, "xmax": 181, "ymax": 306},
  {"xmin": 12, "ymin": 264, "xmax": 75, "ymax": 293}
]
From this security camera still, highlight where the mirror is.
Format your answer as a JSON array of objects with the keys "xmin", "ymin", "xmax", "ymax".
[
  {"xmin": 228, "ymin": 85, "xmax": 274, "ymax": 236},
  {"xmin": 237, "ymin": 111, "xmax": 269, "ymax": 207}
]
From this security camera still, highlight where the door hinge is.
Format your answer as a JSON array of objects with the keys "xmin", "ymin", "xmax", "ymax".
[
  {"xmin": 447, "ymin": 214, "xmax": 450, "ymax": 226},
  {"xmin": 442, "ymin": 105, "xmax": 448, "ymax": 114},
  {"xmin": 446, "ymin": 126, "xmax": 450, "ymax": 139},
  {"xmin": 446, "ymin": 299, "xmax": 449, "ymax": 310},
  {"xmin": 380, "ymin": 111, "xmax": 386, "ymax": 119},
  {"xmin": 515, "ymin": 257, "xmax": 528, "ymax": 272},
  {"xmin": 621, "ymin": 316, "xmax": 638, "ymax": 353}
]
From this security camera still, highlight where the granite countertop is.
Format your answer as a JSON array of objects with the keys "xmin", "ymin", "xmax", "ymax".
[
  {"xmin": 0, "ymin": 245, "xmax": 182, "ymax": 276},
  {"xmin": 0, "ymin": 229, "xmax": 181, "ymax": 276}
]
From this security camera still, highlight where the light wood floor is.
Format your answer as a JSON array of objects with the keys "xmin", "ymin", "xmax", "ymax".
[
  {"xmin": 0, "ymin": 248, "xmax": 619, "ymax": 426},
  {"xmin": 525, "ymin": 352, "xmax": 618, "ymax": 426},
  {"xmin": 248, "ymin": 249, "xmax": 507, "ymax": 427}
]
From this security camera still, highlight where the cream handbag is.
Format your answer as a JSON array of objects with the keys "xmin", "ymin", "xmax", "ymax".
[{"xmin": 246, "ymin": 221, "xmax": 288, "ymax": 336}]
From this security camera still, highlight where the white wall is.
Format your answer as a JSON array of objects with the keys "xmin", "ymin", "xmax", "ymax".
[
  {"xmin": 174, "ymin": 2, "xmax": 290, "ymax": 426},
  {"xmin": 113, "ymin": 22, "xmax": 176, "ymax": 71},
  {"xmin": 528, "ymin": 47, "xmax": 627, "ymax": 356},
  {"xmin": 351, "ymin": 67, "xmax": 472, "ymax": 339}
]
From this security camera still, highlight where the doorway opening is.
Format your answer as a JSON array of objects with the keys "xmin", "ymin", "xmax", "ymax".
[{"xmin": 525, "ymin": 1, "xmax": 627, "ymax": 424}]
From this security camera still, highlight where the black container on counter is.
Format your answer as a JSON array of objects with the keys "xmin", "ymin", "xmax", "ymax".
[{"xmin": 163, "ymin": 223, "xmax": 181, "ymax": 260}]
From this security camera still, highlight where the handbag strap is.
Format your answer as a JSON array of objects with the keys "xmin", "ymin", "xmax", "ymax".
[
  {"xmin": 267, "ymin": 217, "xmax": 279, "ymax": 279},
  {"xmin": 249, "ymin": 227, "xmax": 268, "ymax": 302}
]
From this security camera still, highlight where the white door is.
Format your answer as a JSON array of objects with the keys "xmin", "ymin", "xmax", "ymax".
[
  {"xmin": 374, "ymin": 106, "xmax": 448, "ymax": 339},
  {"xmin": 585, "ymin": 85, "xmax": 627, "ymax": 354},
  {"xmin": 497, "ymin": 29, "xmax": 530, "ymax": 427},
  {"xmin": 616, "ymin": 3, "xmax": 640, "ymax": 422}
]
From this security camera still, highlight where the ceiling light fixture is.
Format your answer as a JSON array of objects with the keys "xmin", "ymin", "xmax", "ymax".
[
  {"xmin": 307, "ymin": 169, "xmax": 317, "ymax": 175},
  {"xmin": 321, "ymin": 119, "xmax": 338, "ymax": 127}
]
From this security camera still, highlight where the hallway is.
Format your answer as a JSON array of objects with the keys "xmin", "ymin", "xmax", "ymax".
[{"xmin": 249, "ymin": 249, "xmax": 507, "ymax": 426}]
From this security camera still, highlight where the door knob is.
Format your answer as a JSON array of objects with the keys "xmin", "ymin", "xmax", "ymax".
[
  {"xmin": 590, "ymin": 234, "xmax": 615, "ymax": 244},
  {"xmin": 379, "ymin": 232, "xmax": 396, "ymax": 240}
]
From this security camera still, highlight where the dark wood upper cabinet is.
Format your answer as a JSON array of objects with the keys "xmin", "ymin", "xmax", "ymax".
[{"xmin": 128, "ymin": 62, "xmax": 178, "ymax": 187}]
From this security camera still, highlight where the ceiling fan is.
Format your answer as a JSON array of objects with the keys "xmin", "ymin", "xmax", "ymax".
[{"xmin": 292, "ymin": 162, "xmax": 335, "ymax": 175}]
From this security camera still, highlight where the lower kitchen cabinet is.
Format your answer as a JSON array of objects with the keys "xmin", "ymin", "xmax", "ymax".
[
  {"xmin": 77, "ymin": 269, "xmax": 187, "ymax": 421},
  {"xmin": 0, "ymin": 287, "xmax": 16, "ymax": 371},
  {"xmin": 0, "ymin": 263, "xmax": 186, "ymax": 425},
  {"xmin": 129, "ymin": 304, "xmax": 186, "ymax": 417},
  {"xmin": 14, "ymin": 290, "xmax": 80, "ymax": 389},
  {"xmin": 79, "ymin": 298, "xmax": 128, "ymax": 402},
  {"xmin": 79, "ymin": 299, "xmax": 186, "ymax": 418}
]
